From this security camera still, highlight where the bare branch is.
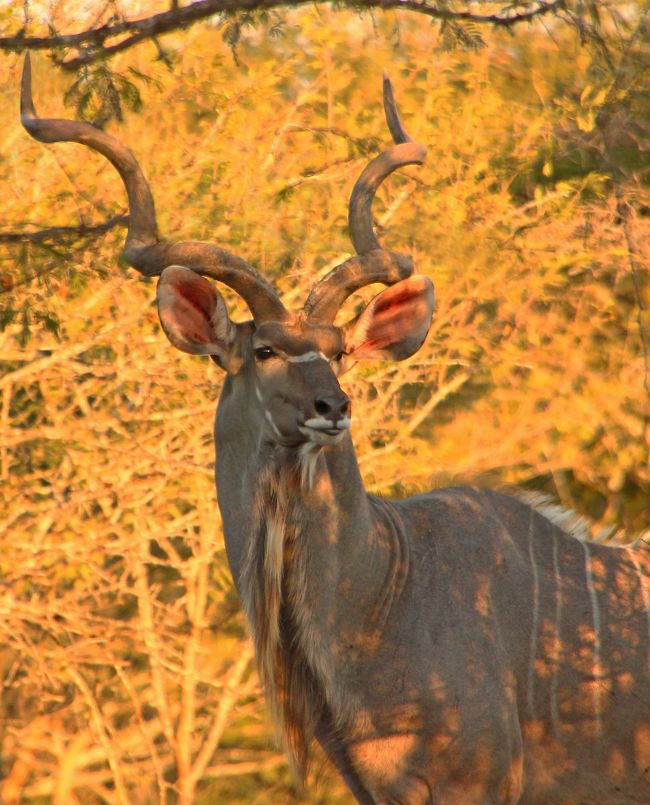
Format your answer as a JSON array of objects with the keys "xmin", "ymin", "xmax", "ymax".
[
  {"xmin": 0, "ymin": 214, "xmax": 128, "ymax": 245},
  {"xmin": 0, "ymin": 0, "xmax": 566, "ymax": 70}
]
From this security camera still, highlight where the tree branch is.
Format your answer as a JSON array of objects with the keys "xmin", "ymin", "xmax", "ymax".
[
  {"xmin": 0, "ymin": 214, "xmax": 128, "ymax": 245},
  {"xmin": 0, "ymin": 0, "xmax": 566, "ymax": 70}
]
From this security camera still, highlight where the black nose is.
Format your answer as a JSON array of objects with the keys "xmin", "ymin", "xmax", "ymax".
[{"xmin": 313, "ymin": 393, "xmax": 351, "ymax": 421}]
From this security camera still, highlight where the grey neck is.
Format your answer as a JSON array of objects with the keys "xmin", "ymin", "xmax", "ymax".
[
  {"xmin": 213, "ymin": 371, "xmax": 402, "ymax": 640},
  {"xmin": 215, "ymin": 372, "xmax": 371, "ymax": 579}
]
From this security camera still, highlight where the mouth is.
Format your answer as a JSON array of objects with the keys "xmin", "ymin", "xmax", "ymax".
[{"xmin": 298, "ymin": 416, "xmax": 351, "ymax": 445}]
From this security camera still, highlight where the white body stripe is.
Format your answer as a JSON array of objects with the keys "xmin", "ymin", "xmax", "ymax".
[
  {"xmin": 527, "ymin": 510, "xmax": 540, "ymax": 719},
  {"xmin": 550, "ymin": 531, "xmax": 563, "ymax": 735},
  {"xmin": 627, "ymin": 547, "xmax": 650, "ymax": 671},
  {"xmin": 581, "ymin": 541, "xmax": 603, "ymax": 737}
]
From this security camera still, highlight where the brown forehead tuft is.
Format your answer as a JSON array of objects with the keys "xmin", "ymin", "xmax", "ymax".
[{"xmin": 254, "ymin": 317, "xmax": 343, "ymax": 356}]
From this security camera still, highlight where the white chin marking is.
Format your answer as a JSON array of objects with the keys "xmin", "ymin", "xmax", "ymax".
[
  {"xmin": 302, "ymin": 416, "xmax": 351, "ymax": 431},
  {"xmin": 298, "ymin": 425, "xmax": 347, "ymax": 446}
]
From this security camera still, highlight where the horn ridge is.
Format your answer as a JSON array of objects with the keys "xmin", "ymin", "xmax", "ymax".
[
  {"xmin": 21, "ymin": 53, "xmax": 160, "ymax": 254},
  {"xmin": 138, "ymin": 241, "xmax": 288, "ymax": 323},
  {"xmin": 303, "ymin": 251, "xmax": 412, "ymax": 323},
  {"xmin": 305, "ymin": 73, "xmax": 426, "ymax": 323},
  {"xmin": 20, "ymin": 54, "xmax": 286, "ymax": 324},
  {"xmin": 348, "ymin": 140, "xmax": 426, "ymax": 255}
]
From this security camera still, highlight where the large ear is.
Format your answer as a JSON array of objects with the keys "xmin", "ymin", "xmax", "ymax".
[
  {"xmin": 343, "ymin": 275, "xmax": 434, "ymax": 361},
  {"xmin": 156, "ymin": 265, "xmax": 237, "ymax": 369}
]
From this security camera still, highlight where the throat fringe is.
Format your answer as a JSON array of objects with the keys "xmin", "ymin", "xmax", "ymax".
[{"xmin": 241, "ymin": 454, "xmax": 322, "ymax": 782}]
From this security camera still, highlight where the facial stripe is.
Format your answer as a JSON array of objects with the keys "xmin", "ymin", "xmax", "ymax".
[{"xmin": 286, "ymin": 351, "xmax": 328, "ymax": 363}]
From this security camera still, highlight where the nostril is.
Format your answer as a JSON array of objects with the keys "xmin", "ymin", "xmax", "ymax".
[
  {"xmin": 314, "ymin": 397, "xmax": 333, "ymax": 416},
  {"xmin": 314, "ymin": 394, "xmax": 350, "ymax": 420}
]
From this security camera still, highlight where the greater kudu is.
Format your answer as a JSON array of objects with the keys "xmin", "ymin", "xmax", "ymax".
[{"xmin": 20, "ymin": 55, "xmax": 650, "ymax": 804}]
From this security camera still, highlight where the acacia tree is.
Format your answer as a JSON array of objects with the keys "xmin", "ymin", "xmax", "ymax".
[{"xmin": 0, "ymin": 2, "xmax": 648, "ymax": 803}]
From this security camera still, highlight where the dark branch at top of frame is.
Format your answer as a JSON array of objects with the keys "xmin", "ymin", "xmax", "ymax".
[{"xmin": 0, "ymin": 0, "xmax": 567, "ymax": 70}]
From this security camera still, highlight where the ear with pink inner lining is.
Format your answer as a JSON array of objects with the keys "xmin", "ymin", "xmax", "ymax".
[
  {"xmin": 156, "ymin": 265, "xmax": 237, "ymax": 368},
  {"xmin": 344, "ymin": 275, "xmax": 434, "ymax": 361}
]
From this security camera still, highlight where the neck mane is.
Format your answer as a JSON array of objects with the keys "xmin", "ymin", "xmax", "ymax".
[
  {"xmin": 235, "ymin": 433, "xmax": 385, "ymax": 782},
  {"xmin": 239, "ymin": 450, "xmax": 322, "ymax": 779}
]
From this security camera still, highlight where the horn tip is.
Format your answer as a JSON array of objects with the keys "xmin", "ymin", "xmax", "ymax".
[
  {"xmin": 382, "ymin": 70, "xmax": 394, "ymax": 102},
  {"xmin": 382, "ymin": 71, "xmax": 409, "ymax": 146},
  {"xmin": 20, "ymin": 52, "xmax": 36, "ymax": 122}
]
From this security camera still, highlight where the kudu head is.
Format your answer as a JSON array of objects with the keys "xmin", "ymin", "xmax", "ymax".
[{"xmin": 21, "ymin": 56, "xmax": 434, "ymax": 449}]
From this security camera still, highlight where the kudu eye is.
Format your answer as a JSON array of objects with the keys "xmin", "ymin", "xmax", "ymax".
[{"xmin": 254, "ymin": 346, "xmax": 276, "ymax": 362}]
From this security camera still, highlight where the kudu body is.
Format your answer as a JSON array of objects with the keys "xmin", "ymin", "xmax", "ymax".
[{"xmin": 20, "ymin": 56, "xmax": 650, "ymax": 804}]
